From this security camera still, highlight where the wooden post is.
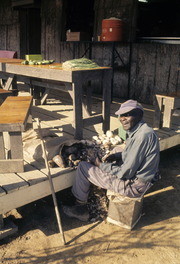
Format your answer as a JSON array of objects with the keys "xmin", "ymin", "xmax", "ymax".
[
  {"xmin": 0, "ymin": 215, "xmax": 4, "ymax": 229},
  {"xmin": 163, "ymin": 97, "xmax": 174, "ymax": 128},
  {"xmin": 0, "ymin": 96, "xmax": 33, "ymax": 173},
  {"xmin": 102, "ymin": 69, "xmax": 112, "ymax": 133},
  {"xmin": 4, "ymin": 74, "xmax": 15, "ymax": 90},
  {"xmin": 72, "ymin": 80, "xmax": 83, "ymax": 139},
  {"xmin": 0, "ymin": 132, "xmax": 5, "ymax": 159},
  {"xmin": 153, "ymin": 94, "xmax": 180, "ymax": 129},
  {"xmin": 83, "ymin": 80, "xmax": 92, "ymax": 116},
  {"xmin": 9, "ymin": 132, "xmax": 23, "ymax": 159},
  {"xmin": 153, "ymin": 95, "xmax": 163, "ymax": 129}
]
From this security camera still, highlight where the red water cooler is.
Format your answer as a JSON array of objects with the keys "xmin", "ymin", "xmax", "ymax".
[{"xmin": 101, "ymin": 18, "xmax": 123, "ymax": 41}]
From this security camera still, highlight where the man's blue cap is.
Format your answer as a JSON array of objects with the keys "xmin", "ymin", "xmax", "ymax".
[{"xmin": 115, "ymin": 100, "xmax": 144, "ymax": 115}]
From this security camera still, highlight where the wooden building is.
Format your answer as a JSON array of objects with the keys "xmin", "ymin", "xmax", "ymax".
[{"xmin": 0, "ymin": 0, "xmax": 180, "ymax": 104}]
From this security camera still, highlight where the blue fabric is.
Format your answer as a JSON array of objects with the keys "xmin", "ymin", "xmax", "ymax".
[{"xmin": 99, "ymin": 120, "xmax": 160, "ymax": 183}]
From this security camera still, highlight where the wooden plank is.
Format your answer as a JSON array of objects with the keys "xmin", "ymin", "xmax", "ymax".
[
  {"xmin": 160, "ymin": 134, "xmax": 180, "ymax": 151},
  {"xmin": 163, "ymin": 97, "xmax": 174, "ymax": 128},
  {"xmin": 153, "ymin": 95, "xmax": 163, "ymax": 129},
  {"xmin": 72, "ymin": 80, "xmax": 83, "ymax": 139},
  {"xmin": 4, "ymin": 75, "xmax": 14, "ymax": 90},
  {"xmin": 0, "ymin": 59, "xmax": 111, "ymax": 84},
  {"xmin": 0, "ymin": 169, "xmax": 76, "ymax": 215},
  {"xmin": 153, "ymin": 94, "xmax": 180, "ymax": 129},
  {"xmin": 0, "ymin": 159, "xmax": 24, "ymax": 173},
  {"xmin": 23, "ymin": 152, "xmax": 75, "ymax": 178},
  {"xmin": 16, "ymin": 161, "xmax": 48, "ymax": 185},
  {"xmin": 68, "ymin": 89, "xmax": 92, "ymax": 118},
  {"xmin": 0, "ymin": 172, "xmax": 28, "ymax": 194},
  {"xmin": 0, "ymin": 214, "xmax": 3, "ymax": 228},
  {"xmin": 84, "ymin": 81, "xmax": 92, "ymax": 115},
  {"xmin": 0, "ymin": 96, "xmax": 33, "ymax": 132},
  {"xmin": 83, "ymin": 114, "xmax": 103, "ymax": 127},
  {"xmin": 0, "ymin": 220, "xmax": 18, "ymax": 240},
  {"xmin": 31, "ymin": 80, "xmax": 67, "ymax": 91},
  {"xmin": 9, "ymin": 132, "xmax": 23, "ymax": 159},
  {"xmin": 155, "ymin": 129, "xmax": 178, "ymax": 140},
  {"xmin": 0, "ymin": 89, "xmax": 12, "ymax": 95},
  {"xmin": 0, "ymin": 187, "xmax": 6, "ymax": 197},
  {"xmin": 40, "ymin": 89, "xmax": 49, "ymax": 105},
  {"xmin": 0, "ymin": 132, "xmax": 5, "ymax": 159},
  {"xmin": 102, "ymin": 69, "xmax": 111, "ymax": 132}
]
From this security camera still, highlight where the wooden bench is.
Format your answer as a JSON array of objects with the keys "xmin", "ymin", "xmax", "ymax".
[
  {"xmin": 153, "ymin": 93, "xmax": 180, "ymax": 129},
  {"xmin": 0, "ymin": 89, "xmax": 12, "ymax": 105},
  {"xmin": 0, "ymin": 96, "xmax": 33, "ymax": 173}
]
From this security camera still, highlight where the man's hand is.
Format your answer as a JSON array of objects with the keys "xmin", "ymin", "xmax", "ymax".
[
  {"xmin": 104, "ymin": 153, "xmax": 117, "ymax": 162},
  {"xmin": 88, "ymin": 155, "xmax": 101, "ymax": 166},
  {"xmin": 94, "ymin": 156, "xmax": 101, "ymax": 167}
]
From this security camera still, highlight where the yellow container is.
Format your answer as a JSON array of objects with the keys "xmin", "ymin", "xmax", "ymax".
[{"xmin": 25, "ymin": 54, "xmax": 42, "ymax": 61}]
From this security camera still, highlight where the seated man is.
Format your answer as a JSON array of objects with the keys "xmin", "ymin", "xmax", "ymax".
[{"xmin": 63, "ymin": 100, "xmax": 160, "ymax": 221}]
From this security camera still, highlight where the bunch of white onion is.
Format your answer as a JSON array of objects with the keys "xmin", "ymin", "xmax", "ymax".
[{"xmin": 92, "ymin": 130, "xmax": 122, "ymax": 150}]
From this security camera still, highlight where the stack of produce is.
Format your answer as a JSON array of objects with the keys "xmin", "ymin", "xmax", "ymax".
[
  {"xmin": 21, "ymin": 59, "xmax": 54, "ymax": 65},
  {"xmin": 62, "ymin": 57, "xmax": 99, "ymax": 69},
  {"xmin": 50, "ymin": 130, "xmax": 123, "ymax": 169}
]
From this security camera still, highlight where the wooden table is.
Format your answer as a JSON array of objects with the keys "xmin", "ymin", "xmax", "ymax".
[{"xmin": 0, "ymin": 58, "xmax": 112, "ymax": 139}]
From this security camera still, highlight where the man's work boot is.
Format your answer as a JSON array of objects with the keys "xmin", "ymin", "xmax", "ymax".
[{"xmin": 63, "ymin": 203, "xmax": 89, "ymax": 222}]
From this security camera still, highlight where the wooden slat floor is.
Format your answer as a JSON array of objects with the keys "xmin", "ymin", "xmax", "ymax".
[{"xmin": 0, "ymin": 89, "xmax": 179, "ymax": 218}]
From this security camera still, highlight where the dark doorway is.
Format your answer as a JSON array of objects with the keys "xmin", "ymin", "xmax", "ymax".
[
  {"xmin": 65, "ymin": 0, "xmax": 94, "ymax": 39},
  {"xmin": 137, "ymin": 0, "xmax": 180, "ymax": 38},
  {"xmin": 19, "ymin": 7, "xmax": 41, "ymax": 59}
]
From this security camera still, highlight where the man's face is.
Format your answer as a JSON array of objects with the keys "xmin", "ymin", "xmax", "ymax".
[{"xmin": 119, "ymin": 109, "xmax": 142, "ymax": 131}]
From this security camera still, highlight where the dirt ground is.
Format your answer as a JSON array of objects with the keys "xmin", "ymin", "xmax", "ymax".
[{"xmin": 0, "ymin": 146, "xmax": 180, "ymax": 264}]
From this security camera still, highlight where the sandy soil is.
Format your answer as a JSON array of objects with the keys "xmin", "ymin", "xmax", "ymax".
[{"xmin": 0, "ymin": 147, "xmax": 180, "ymax": 264}]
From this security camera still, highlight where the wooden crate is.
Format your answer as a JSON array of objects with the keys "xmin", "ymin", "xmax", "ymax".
[{"xmin": 66, "ymin": 32, "xmax": 90, "ymax": 41}]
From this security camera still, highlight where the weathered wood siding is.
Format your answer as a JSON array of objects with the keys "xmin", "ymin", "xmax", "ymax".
[
  {"xmin": 41, "ymin": 0, "xmax": 64, "ymax": 61},
  {"xmin": 0, "ymin": 0, "xmax": 20, "ymax": 56},
  {"xmin": 130, "ymin": 43, "xmax": 180, "ymax": 104},
  {"xmin": 55, "ymin": 42, "xmax": 180, "ymax": 104},
  {"xmin": 90, "ymin": 42, "xmax": 130, "ymax": 99}
]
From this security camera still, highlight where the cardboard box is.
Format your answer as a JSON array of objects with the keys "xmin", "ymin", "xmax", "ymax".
[
  {"xmin": 107, "ymin": 190, "xmax": 143, "ymax": 230},
  {"xmin": 66, "ymin": 32, "xmax": 90, "ymax": 41}
]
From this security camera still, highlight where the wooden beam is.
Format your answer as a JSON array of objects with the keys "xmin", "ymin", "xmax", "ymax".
[
  {"xmin": 0, "ymin": 170, "xmax": 76, "ymax": 215},
  {"xmin": 4, "ymin": 75, "xmax": 15, "ymax": 90},
  {"xmin": 160, "ymin": 134, "xmax": 180, "ymax": 151},
  {"xmin": 83, "ymin": 114, "xmax": 103, "ymax": 127},
  {"xmin": 0, "ymin": 159, "xmax": 24, "ymax": 173}
]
